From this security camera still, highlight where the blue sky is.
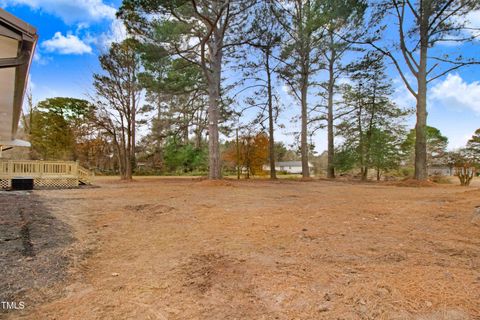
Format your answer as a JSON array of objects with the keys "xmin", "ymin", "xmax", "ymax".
[
  {"xmin": 2, "ymin": 0, "xmax": 124, "ymax": 100},
  {"xmin": 2, "ymin": 0, "xmax": 480, "ymax": 153}
]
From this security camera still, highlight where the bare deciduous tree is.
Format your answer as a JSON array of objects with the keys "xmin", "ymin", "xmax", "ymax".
[{"xmin": 93, "ymin": 39, "xmax": 141, "ymax": 180}]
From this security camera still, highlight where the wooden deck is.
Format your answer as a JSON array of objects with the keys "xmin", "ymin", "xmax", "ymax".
[{"xmin": 0, "ymin": 160, "xmax": 92, "ymax": 189}]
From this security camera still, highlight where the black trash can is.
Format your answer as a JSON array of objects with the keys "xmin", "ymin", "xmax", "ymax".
[{"xmin": 11, "ymin": 177, "xmax": 34, "ymax": 190}]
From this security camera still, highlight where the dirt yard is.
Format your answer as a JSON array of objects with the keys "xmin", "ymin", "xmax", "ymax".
[
  {"xmin": 0, "ymin": 191, "xmax": 74, "ymax": 313},
  {"xmin": 3, "ymin": 177, "xmax": 480, "ymax": 319}
]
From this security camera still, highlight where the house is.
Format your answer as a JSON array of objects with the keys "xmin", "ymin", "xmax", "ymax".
[
  {"xmin": 0, "ymin": 8, "xmax": 37, "ymax": 155},
  {"xmin": 263, "ymin": 161, "xmax": 315, "ymax": 175},
  {"xmin": 427, "ymin": 166, "xmax": 453, "ymax": 176}
]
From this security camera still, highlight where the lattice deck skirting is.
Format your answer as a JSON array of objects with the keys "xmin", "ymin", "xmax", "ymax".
[
  {"xmin": 0, "ymin": 179, "xmax": 11, "ymax": 190},
  {"xmin": 0, "ymin": 178, "xmax": 80, "ymax": 190},
  {"xmin": 34, "ymin": 178, "xmax": 79, "ymax": 189}
]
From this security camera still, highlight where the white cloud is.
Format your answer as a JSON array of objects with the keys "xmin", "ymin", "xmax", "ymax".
[
  {"xmin": 102, "ymin": 19, "xmax": 128, "ymax": 48},
  {"xmin": 27, "ymin": 77, "xmax": 35, "ymax": 91},
  {"xmin": 430, "ymin": 73, "xmax": 480, "ymax": 114},
  {"xmin": 464, "ymin": 10, "xmax": 480, "ymax": 37},
  {"xmin": 84, "ymin": 19, "xmax": 127, "ymax": 50},
  {"xmin": 337, "ymin": 77, "xmax": 353, "ymax": 86},
  {"xmin": 41, "ymin": 32, "xmax": 92, "ymax": 55},
  {"xmin": 3, "ymin": 0, "xmax": 116, "ymax": 24},
  {"xmin": 32, "ymin": 50, "xmax": 51, "ymax": 65},
  {"xmin": 392, "ymin": 76, "xmax": 416, "ymax": 110},
  {"xmin": 440, "ymin": 10, "xmax": 480, "ymax": 45}
]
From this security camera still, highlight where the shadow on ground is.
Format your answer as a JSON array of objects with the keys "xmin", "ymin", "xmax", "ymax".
[{"xmin": 0, "ymin": 191, "xmax": 74, "ymax": 314}]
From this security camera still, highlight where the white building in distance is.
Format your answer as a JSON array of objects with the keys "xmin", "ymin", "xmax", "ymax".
[{"xmin": 263, "ymin": 161, "xmax": 315, "ymax": 175}]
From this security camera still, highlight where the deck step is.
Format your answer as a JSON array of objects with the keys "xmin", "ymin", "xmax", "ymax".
[{"xmin": 78, "ymin": 179, "xmax": 90, "ymax": 186}]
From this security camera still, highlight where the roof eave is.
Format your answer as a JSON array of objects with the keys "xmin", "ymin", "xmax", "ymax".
[{"xmin": 0, "ymin": 9, "xmax": 38, "ymax": 144}]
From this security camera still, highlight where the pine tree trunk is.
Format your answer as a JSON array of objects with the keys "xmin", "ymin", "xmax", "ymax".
[
  {"xmin": 120, "ymin": 142, "xmax": 127, "ymax": 180},
  {"xmin": 183, "ymin": 114, "xmax": 189, "ymax": 143},
  {"xmin": 125, "ymin": 101, "xmax": 133, "ymax": 181},
  {"xmin": 415, "ymin": 92, "xmax": 428, "ymax": 180},
  {"xmin": 207, "ymin": 85, "xmax": 221, "ymax": 179},
  {"xmin": 113, "ymin": 134, "xmax": 123, "ymax": 179},
  {"xmin": 298, "ymin": 1, "xmax": 310, "ymax": 179},
  {"xmin": 415, "ymin": 10, "xmax": 429, "ymax": 181},
  {"xmin": 125, "ymin": 128, "xmax": 132, "ymax": 180},
  {"xmin": 130, "ymin": 87, "xmax": 136, "ymax": 180},
  {"xmin": 357, "ymin": 85, "xmax": 365, "ymax": 181},
  {"xmin": 207, "ymin": 38, "xmax": 222, "ymax": 180},
  {"xmin": 266, "ymin": 51, "xmax": 276, "ymax": 179},
  {"xmin": 195, "ymin": 127, "xmax": 202, "ymax": 149},
  {"xmin": 119, "ymin": 117, "xmax": 128, "ymax": 180},
  {"xmin": 363, "ymin": 82, "xmax": 377, "ymax": 182},
  {"xmin": 301, "ymin": 75, "xmax": 310, "ymax": 178},
  {"xmin": 327, "ymin": 66, "xmax": 335, "ymax": 178},
  {"xmin": 362, "ymin": 167, "xmax": 368, "ymax": 181},
  {"xmin": 327, "ymin": 31, "xmax": 336, "ymax": 179}
]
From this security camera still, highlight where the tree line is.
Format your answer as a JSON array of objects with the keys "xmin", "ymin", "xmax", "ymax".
[{"xmin": 21, "ymin": 0, "xmax": 480, "ymax": 181}]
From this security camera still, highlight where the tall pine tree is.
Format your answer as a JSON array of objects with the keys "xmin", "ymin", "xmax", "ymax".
[{"xmin": 119, "ymin": 0, "xmax": 255, "ymax": 179}]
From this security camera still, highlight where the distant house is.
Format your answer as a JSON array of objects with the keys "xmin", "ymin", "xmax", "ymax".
[
  {"xmin": 428, "ymin": 166, "xmax": 453, "ymax": 176},
  {"xmin": 263, "ymin": 161, "xmax": 315, "ymax": 175}
]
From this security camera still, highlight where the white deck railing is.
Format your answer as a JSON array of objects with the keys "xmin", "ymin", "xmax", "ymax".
[{"xmin": 0, "ymin": 160, "xmax": 91, "ymax": 183}]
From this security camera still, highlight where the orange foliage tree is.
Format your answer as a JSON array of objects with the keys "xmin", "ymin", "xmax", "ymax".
[{"xmin": 223, "ymin": 132, "xmax": 269, "ymax": 178}]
